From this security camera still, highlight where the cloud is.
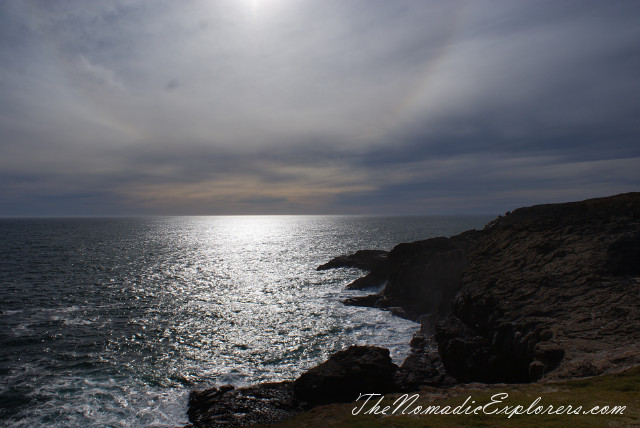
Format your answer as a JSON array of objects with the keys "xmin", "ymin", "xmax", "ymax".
[
  {"xmin": 76, "ymin": 55, "xmax": 124, "ymax": 89},
  {"xmin": 0, "ymin": 0, "xmax": 639, "ymax": 215}
]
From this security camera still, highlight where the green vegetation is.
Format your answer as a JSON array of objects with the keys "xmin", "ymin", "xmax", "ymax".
[{"xmin": 266, "ymin": 367, "xmax": 640, "ymax": 427}]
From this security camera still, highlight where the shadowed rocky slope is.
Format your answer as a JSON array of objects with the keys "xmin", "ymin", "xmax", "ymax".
[{"xmin": 438, "ymin": 192, "xmax": 640, "ymax": 383}]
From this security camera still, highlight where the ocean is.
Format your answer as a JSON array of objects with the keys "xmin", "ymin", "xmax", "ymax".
[{"xmin": 0, "ymin": 215, "xmax": 491, "ymax": 427}]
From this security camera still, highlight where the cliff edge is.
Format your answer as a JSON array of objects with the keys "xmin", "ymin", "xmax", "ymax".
[{"xmin": 327, "ymin": 192, "xmax": 640, "ymax": 384}]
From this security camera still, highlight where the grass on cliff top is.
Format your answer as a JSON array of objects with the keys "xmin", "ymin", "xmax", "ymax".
[{"xmin": 266, "ymin": 366, "xmax": 640, "ymax": 428}]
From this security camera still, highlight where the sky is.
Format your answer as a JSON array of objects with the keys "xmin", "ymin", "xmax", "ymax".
[{"xmin": 1, "ymin": 0, "xmax": 639, "ymax": 216}]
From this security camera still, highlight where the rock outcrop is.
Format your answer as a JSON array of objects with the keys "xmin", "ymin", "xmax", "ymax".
[
  {"xmin": 187, "ymin": 381, "xmax": 298, "ymax": 427},
  {"xmin": 316, "ymin": 249, "xmax": 388, "ymax": 272},
  {"xmin": 325, "ymin": 234, "xmax": 479, "ymax": 321},
  {"xmin": 380, "ymin": 233, "xmax": 478, "ymax": 321},
  {"xmin": 393, "ymin": 328, "xmax": 456, "ymax": 391},
  {"xmin": 188, "ymin": 346, "xmax": 402, "ymax": 426},
  {"xmin": 293, "ymin": 345, "xmax": 398, "ymax": 408},
  {"xmin": 317, "ymin": 249, "xmax": 391, "ymax": 290}
]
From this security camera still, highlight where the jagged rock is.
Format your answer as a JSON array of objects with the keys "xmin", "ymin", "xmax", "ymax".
[
  {"xmin": 435, "ymin": 315, "xmax": 532, "ymax": 383},
  {"xmin": 342, "ymin": 293, "xmax": 382, "ymax": 308},
  {"xmin": 394, "ymin": 330, "xmax": 456, "ymax": 390},
  {"xmin": 316, "ymin": 250, "xmax": 388, "ymax": 271},
  {"xmin": 345, "ymin": 272, "xmax": 387, "ymax": 290},
  {"xmin": 293, "ymin": 346, "xmax": 398, "ymax": 408},
  {"xmin": 318, "ymin": 249, "xmax": 391, "ymax": 290},
  {"xmin": 187, "ymin": 381, "xmax": 299, "ymax": 427},
  {"xmin": 188, "ymin": 346, "xmax": 400, "ymax": 424}
]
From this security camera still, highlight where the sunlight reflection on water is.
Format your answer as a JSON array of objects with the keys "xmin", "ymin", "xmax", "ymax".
[{"xmin": 0, "ymin": 215, "xmax": 491, "ymax": 426}]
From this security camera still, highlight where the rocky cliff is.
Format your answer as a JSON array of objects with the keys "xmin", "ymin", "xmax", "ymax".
[
  {"xmin": 338, "ymin": 232, "xmax": 480, "ymax": 321},
  {"xmin": 438, "ymin": 192, "xmax": 640, "ymax": 383},
  {"xmin": 327, "ymin": 192, "xmax": 640, "ymax": 384}
]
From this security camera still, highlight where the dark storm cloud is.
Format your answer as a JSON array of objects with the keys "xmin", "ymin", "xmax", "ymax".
[{"xmin": 0, "ymin": 0, "xmax": 639, "ymax": 215}]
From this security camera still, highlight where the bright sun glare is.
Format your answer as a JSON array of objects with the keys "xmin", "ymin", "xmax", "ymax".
[
  {"xmin": 246, "ymin": 0, "xmax": 287, "ymax": 16},
  {"xmin": 249, "ymin": 0, "xmax": 265, "ymax": 13}
]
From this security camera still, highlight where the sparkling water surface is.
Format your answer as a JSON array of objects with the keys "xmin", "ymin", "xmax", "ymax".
[{"xmin": 0, "ymin": 215, "xmax": 491, "ymax": 427}]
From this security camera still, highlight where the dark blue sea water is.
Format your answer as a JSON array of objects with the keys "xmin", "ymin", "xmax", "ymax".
[{"xmin": 0, "ymin": 215, "xmax": 491, "ymax": 427}]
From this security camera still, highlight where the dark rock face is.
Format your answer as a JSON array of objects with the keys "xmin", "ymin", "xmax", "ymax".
[
  {"xmin": 345, "ymin": 272, "xmax": 388, "ymax": 290},
  {"xmin": 325, "ymin": 233, "xmax": 480, "ymax": 320},
  {"xmin": 187, "ymin": 381, "xmax": 299, "ymax": 427},
  {"xmin": 293, "ymin": 346, "xmax": 398, "ymax": 408},
  {"xmin": 606, "ymin": 232, "xmax": 640, "ymax": 275},
  {"xmin": 438, "ymin": 192, "xmax": 640, "ymax": 382},
  {"xmin": 434, "ymin": 315, "xmax": 558, "ymax": 383},
  {"xmin": 342, "ymin": 293, "xmax": 383, "ymax": 308},
  {"xmin": 381, "ymin": 234, "xmax": 476, "ymax": 322}
]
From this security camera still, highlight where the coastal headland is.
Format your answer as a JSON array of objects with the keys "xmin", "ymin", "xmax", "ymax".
[{"xmin": 187, "ymin": 192, "xmax": 640, "ymax": 427}]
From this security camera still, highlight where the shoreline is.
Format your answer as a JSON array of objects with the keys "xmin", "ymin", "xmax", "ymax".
[{"xmin": 187, "ymin": 192, "xmax": 640, "ymax": 426}]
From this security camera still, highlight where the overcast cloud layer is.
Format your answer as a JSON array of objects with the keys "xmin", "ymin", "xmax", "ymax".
[{"xmin": 1, "ymin": 0, "xmax": 639, "ymax": 215}]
